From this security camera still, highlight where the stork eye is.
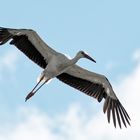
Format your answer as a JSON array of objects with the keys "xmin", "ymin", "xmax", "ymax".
[{"xmin": 81, "ymin": 51, "xmax": 85, "ymax": 55}]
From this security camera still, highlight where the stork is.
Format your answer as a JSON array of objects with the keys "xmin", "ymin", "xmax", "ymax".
[{"xmin": 0, "ymin": 27, "xmax": 130, "ymax": 128}]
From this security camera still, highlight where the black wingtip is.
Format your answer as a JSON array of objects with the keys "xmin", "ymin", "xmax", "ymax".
[
  {"xmin": 103, "ymin": 97, "xmax": 130, "ymax": 128},
  {"xmin": 0, "ymin": 28, "xmax": 12, "ymax": 45}
]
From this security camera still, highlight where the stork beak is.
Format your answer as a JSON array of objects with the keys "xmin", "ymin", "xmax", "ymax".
[{"xmin": 84, "ymin": 53, "xmax": 96, "ymax": 63}]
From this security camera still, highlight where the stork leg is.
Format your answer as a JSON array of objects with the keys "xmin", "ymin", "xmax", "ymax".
[{"xmin": 25, "ymin": 76, "xmax": 50, "ymax": 102}]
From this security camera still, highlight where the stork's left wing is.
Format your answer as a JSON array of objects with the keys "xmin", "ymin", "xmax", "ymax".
[{"xmin": 57, "ymin": 65, "xmax": 130, "ymax": 128}]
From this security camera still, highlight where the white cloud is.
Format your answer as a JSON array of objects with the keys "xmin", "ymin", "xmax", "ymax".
[
  {"xmin": 132, "ymin": 48, "xmax": 140, "ymax": 62},
  {"xmin": 0, "ymin": 49, "xmax": 140, "ymax": 140},
  {"xmin": 105, "ymin": 61, "xmax": 117, "ymax": 71},
  {"xmin": 0, "ymin": 50, "xmax": 19, "ymax": 71},
  {"xmin": 0, "ymin": 49, "xmax": 19, "ymax": 80}
]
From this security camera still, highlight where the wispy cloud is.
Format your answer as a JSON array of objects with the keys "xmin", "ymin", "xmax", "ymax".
[
  {"xmin": 0, "ymin": 49, "xmax": 19, "ymax": 80},
  {"xmin": 0, "ymin": 49, "xmax": 140, "ymax": 140},
  {"xmin": 132, "ymin": 48, "xmax": 140, "ymax": 62},
  {"xmin": 105, "ymin": 61, "xmax": 118, "ymax": 71}
]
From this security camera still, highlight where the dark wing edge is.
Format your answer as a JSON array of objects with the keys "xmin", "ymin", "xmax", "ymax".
[
  {"xmin": 57, "ymin": 73, "xmax": 131, "ymax": 128},
  {"xmin": 0, "ymin": 27, "xmax": 13, "ymax": 45},
  {"xmin": 0, "ymin": 27, "xmax": 47, "ymax": 69}
]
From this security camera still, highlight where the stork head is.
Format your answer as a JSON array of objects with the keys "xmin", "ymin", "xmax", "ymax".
[{"xmin": 78, "ymin": 51, "xmax": 96, "ymax": 63}]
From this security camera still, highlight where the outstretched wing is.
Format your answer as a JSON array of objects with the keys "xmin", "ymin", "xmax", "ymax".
[
  {"xmin": 0, "ymin": 27, "xmax": 57, "ymax": 68},
  {"xmin": 57, "ymin": 65, "xmax": 130, "ymax": 128}
]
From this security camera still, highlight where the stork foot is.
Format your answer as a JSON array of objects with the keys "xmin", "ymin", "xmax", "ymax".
[{"xmin": 25, "ymin": 92, "xmax": 35, "ymax": 102}]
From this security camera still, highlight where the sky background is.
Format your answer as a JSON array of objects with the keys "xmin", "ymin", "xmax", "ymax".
[{"xmin": 0, "ymin": 0, "xmax": 140, "ymax": 139}]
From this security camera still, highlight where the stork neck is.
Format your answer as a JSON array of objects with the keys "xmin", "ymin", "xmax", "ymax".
[{"xmin": 70, "ymin": 53, "xmax": 81, "ymax": 65}]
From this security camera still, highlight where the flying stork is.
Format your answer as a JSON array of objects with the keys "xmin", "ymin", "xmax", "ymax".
[{"xmin": 0, "ymin": 27, "xmax": 130, "ymax": 128}]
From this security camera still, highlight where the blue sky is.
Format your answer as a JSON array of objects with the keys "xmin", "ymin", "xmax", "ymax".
[{"xmin": 0, "ymin": 0, "xmax": 140, "ymax": 139}]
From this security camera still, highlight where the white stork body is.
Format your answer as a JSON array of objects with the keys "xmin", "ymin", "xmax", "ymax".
[{"xmin": 0, "ymin": 27, "xmax": 130, "ymax": 128}]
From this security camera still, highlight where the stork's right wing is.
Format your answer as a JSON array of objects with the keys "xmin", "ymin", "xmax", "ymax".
[{"xmin": 0, "ymin": 27, "xmax": 57, "ymax": 68}]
